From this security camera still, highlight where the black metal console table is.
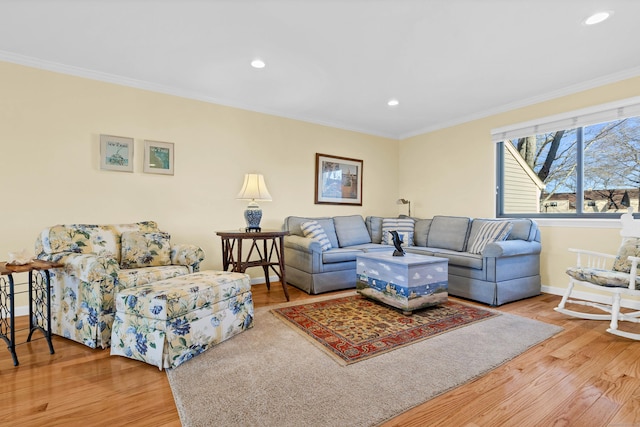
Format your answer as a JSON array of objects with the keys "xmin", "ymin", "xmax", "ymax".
[{"xmin": 0, "ymin": 260, "xmax": 62, "ymax": 366}]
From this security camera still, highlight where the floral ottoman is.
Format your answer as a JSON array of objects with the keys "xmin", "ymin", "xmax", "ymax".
[{"xmin": 110, "ymin": 270, "xmax": 254, "ymax": 369}]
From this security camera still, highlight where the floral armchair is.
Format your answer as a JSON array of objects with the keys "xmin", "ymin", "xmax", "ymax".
[{"xmin": 35, "ymin": 221, "xmax": 205, "ymax": 349}]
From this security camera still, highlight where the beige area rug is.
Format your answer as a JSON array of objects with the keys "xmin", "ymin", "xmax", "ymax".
[{"xmin": 166, "ymin": 293, "xmax": 563, "ymax": 427}]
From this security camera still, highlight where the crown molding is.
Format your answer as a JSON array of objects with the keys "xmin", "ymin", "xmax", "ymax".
[{"xmin": 3, "ymin": 50, "xmax": 639, "ymax": 142}]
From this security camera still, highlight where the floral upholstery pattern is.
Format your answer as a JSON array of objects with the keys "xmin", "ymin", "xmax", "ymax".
[
  {"xmin": 566, "ymin": 266, "xmax": 640, "ymax": 289},
  {"xmin": 120, "ymin": 231, "xmax": 172, "ymax": 268},
  {"xmin": 110, "ymin": 271, "xmax": 254, "ymax": 369},
  {"xmin": 613, "ymin": 237, "xmax": 640, "ymax": 273},
  {"xmin": 35, "ymin": 222, "xmax": 205, "ymax": 349}
]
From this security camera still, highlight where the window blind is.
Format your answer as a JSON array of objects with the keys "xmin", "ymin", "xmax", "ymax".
[{"xmin": 491, "ymin": 96, "xmax": 640, "ymax": 142}]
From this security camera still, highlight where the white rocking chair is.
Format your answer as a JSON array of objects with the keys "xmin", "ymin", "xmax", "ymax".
[{"xmin": 555, "ymin": 207, "xmax": 640, "ymax": 340}]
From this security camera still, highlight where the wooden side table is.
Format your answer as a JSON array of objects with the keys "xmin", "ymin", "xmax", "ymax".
[
  {"xmin": 0, "ymin": 259, "xmax": 62, "ymax": 366},
  {"xmin": 216, "ymin": 230, "xmax": 290, "ymax": 301}
]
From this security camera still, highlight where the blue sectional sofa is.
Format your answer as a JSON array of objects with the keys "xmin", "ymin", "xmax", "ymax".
[{"xmin": 282, "ymin": 214, "xmax": 541, "ymax": 306}]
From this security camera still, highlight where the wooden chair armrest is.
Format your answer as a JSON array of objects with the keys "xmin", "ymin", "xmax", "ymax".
[{"xmin": 568, "ymin": 248, "xmax": 616, "ymax": 269}]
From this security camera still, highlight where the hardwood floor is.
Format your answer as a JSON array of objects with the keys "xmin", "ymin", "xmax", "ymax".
[{"xmin": 2, "ymin": 285, "xmax": 640, "ymax": 426}]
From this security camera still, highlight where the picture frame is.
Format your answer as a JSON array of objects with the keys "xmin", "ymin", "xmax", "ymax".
[
  {"xmin": 143, "ymin": 140, "xmax": 174, "ymax": 175},
  {"xmin": 100, "ymin": 134, "xmax": 134, "ymax": 172},
  {"xmin": 315, "ymin": 153, "xmax": 363, "ymax": 205}
]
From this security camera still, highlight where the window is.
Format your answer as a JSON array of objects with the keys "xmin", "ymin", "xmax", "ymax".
[{"xmin": 494, "ymin": 98, "xmax": 640, "ymax": 218}]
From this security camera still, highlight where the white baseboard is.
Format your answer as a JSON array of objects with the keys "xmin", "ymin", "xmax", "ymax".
[
  {"xmin": 542, "ymin": 284, "xmax": 640, "ymax": 310},
  {"xmin": 13, "ymin": 280, "xmax": 638, "ymax": 317},
  {"xmin": 249, "ymin": 275, "xmax": 280, "ymax": 286}
]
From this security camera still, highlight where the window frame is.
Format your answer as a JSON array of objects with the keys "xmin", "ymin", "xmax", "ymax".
[{"xmin": 494, "ymin": 97, "xmax": 640, "ymax": 220}]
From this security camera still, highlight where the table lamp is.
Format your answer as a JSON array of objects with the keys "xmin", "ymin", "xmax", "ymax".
[{"xmin": 237, "ymin": 173, "xmax": 272, "ymax": 232}]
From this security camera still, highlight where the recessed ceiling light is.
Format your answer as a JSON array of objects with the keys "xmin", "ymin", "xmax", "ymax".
[
  {"xmin": 583, "ymin": 11, "xmax": 612, "ymax": 25},
  {"xmin": 251, "ymin": 58, "xmax": 266, "ymax": 69},
  {"xmin": 387, "ymin": 99, "xmax": 399, "ymax": 107}
]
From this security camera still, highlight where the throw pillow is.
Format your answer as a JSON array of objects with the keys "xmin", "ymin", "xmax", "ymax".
[
  {"xmin": 381, "ymin": 218, "xmax": 415, "ymax": 247},
  {"xmin": 300, "ymin": 220, "xmax": 332, "ymax": 251},
  {"xmin": 120, "ymin": 231, "xmax": 172, "ymax": 268},
  {"xmin": 468, "ymin": 221, "xmax": 513, "ymax": 255},
  {"xmin": 612, "ymin": 237, "xmax": 640, "ymax": 273}
]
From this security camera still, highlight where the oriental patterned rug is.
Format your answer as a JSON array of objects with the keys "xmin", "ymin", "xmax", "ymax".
[{"xmin": 271, "ymin": 294, "xmax": 498, "ymax": 364}]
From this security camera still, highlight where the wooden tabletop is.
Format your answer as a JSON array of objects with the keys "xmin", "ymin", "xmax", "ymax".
[
  {"xmin": 216, "ymin": 230, "xmax": 289, "ymax": 238},
  {"xmin": 0, "ymin": 260, "xmax": 64, "ymax": 275}
]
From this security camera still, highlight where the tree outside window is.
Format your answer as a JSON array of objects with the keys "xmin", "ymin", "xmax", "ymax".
[{"xmin": 498, "ymin": 117, "xmax": 640, "ymax": 217}]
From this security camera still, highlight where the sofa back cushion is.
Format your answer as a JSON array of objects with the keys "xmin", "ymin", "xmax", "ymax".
[
  {"xmin": 36, "ymin": 221, "xmax": 160, "ymax": 263},
  {"xmin": 414, "ymin": 219, "xmax": 432, "ymax": 247},
  {"xmin": 333, "ymin": 215, "xmax": 371, "ymax": 247},
  {"xmin": 365, "ymin": 216, "xmax": 385, "ymax": 244},
  {"xmin": 283, "ymin": 216, "xmax": 339, "ymax": 249},
  {"xmin": 613, "ymin": 237, "xmax": 640, "ymax": 273},
  {"xmin": 120, "ymin": 231, "xmax": 172, "ymax": 268},
  {"xmin": 506, "ymin": 218, "xmax": 539, "ymax": 242},
  {"xmin": 426, "ymin": 216, "xmax": 471, "ymax": 251}
]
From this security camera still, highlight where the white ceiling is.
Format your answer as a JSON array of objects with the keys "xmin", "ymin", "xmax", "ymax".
[{"xmin": 1, "ymin": 0, "xmax": 640, "ymax": 139}]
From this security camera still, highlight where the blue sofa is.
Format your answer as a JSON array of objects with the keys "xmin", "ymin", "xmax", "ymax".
[{"xmin": 282, "ymin": 214, "xmax": 541, "ymax": 306}]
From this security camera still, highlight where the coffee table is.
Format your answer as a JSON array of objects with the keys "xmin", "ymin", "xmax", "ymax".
[{"xmin": 356, "ymin": 252, "xmax": 448, "ymax": 315}]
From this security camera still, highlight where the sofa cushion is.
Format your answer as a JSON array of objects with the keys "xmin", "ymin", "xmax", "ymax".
[
  {"xmin": 506, "ymin": 218, "xmax": 537, "ymax": 242},
  {"xmin": 427, "ymin": 216, "xmax": 471, "ymax": 252},
  {"xmin": 38, "ymin": 224, "xmax": 119, "ymax": 258},
  {"xmin": 365, "ymin": 216, "xmax": 384, "ymax": 244},
  {"xmin": 120, "ymin": 231, "xmax": 172, "ymax": 268},
  {"xmin": 284, "ymin": 216, "xmax": 339, "ymax": 249},
  {"xmin": 467, "ymin": 220, "xmax": 513, "ymax": 255},
  {"xmin": 381, "ymin": 218, "xmax": 415, "ymax": 247},
  {"xmin": 333, "ymin": 215, "xmax": 371, "ymax": 247},
  {"xmin": 36, "ymin": 221, "xmax": 160, "ymax": 263},
  {"xmin": 613, "ymin": 237, "xmax": 640, "ymax": 273},
  {"xmin": 117, "ymin": 265, "xmax": 190, "ymax": 289},
  {"xmin": 300, "ymin": 220, "xmax": 332, "ymax": 251},
  {"xmin": 567, "ymin": 266, "xmax": 640, "ymax": 289},
  {"xmin": 414, "ymin": 219, "xmax": 432, "ymax": 247},
  {"xmin": 428, "ymin": 248, "xmax": 484, "ymax": 270},
  {"xmin": 322, "ymin": 248, "xmax": 364, "ymax": 264}
]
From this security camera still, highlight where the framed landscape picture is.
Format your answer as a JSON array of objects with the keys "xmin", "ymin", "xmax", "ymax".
[
  {"xmin": 100, "ymin": 134, "xmax": 134, "ymax": 172},
  {"xmin": 143, "ymin": 140, "xmax": 174, "ymax": 175},
  {"xmin": 315, "ymin": 153, "xmax": 363, "ymax": 205}
]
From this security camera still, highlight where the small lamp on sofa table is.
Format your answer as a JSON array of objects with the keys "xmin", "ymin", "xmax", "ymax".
[
  {"xmin": 236, "ymin": 173, "xmax": 272, "ymax": 232},
  {"xmin": 397, "ymin": 198, "xmax": 411, "ymax": 217}
]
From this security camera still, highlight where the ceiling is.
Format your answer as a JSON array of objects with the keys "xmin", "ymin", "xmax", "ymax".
[{"xmin": 1, "ymin": 0, "xmax": 640, "ymax": 139}]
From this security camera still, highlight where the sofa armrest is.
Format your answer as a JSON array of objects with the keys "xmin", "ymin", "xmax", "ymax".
[
  {"xmin": 284, "ymin": 235, "xmax": 322, "ymax": 254},
  {"xmin": 483, "ymin": 240, "xmax": 542, "ymax": 257},
  {"xmin": 56, "ymin": 252, "xmax": 120, "ymax": 283},
  {"xmin": 171, "ymin": 243, "xmax": 205, "ymax": 271}
]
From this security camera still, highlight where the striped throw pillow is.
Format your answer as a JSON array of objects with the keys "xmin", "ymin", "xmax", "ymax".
[
  {"xmin": 468, "ymin": 221, "xmax": 513, "ymax": 255},
  {"xmin": 382, "ymin": 218, "xmax": 415, "ymax": 247},
  {"xmin": 300, "ymin": 220, "xmax": 332, "ymax": 251}
]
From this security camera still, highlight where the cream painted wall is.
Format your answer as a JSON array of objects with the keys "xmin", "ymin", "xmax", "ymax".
[
  {"xmin": 1, "ymin": 62, "xmax": 399, "ymax": 296},
  {"xmin": 4, "ymin": 59, "xmax": 640, "ymax": 309},
  {"xmin": 399, "ymin": 75, "xmax": 640, "ymax": 301}
]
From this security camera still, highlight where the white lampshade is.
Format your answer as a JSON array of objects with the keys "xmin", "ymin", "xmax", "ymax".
[{"xmin": 236, "ymin": 174, "xmax": 272, "ymax": 201}]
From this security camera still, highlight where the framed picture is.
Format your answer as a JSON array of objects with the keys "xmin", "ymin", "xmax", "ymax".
[
  {"xmin": 143, "ymin": 140, "xmax": 174, "ymax": 175},
  {"xmin": 315, "ymin": 153, "xmax": 363, "ymax": 205},
  {"xmin": 100, "ymin": 134, "xmax": 134, "ymax": 172}
]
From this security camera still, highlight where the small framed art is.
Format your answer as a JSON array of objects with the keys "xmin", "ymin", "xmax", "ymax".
[
  {"xmin": 314, "ymin": 153, "xmax": 363, "ymax": 205},
  {"xmin": 143, "ymin": 140, "xmax": 174, "ymax": 175},
  {"xmin": 100, "ymin": 134, "xmax": 134, "ymax": 172}
]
